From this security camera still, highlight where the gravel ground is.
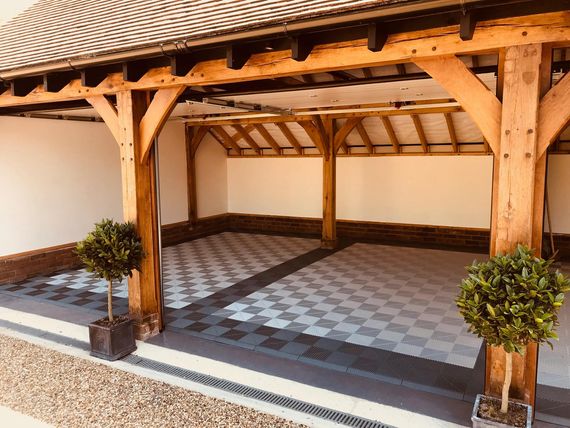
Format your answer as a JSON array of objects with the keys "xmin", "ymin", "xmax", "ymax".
[{"xmin": 0, "ymin": 334, "xmax": 305, "ymax": 428}]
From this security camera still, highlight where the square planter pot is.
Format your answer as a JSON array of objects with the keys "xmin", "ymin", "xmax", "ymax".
[
  {"xmin": 88, "ymin": 316, "xmax": 136, "ymax": 361},
  {"xmin": 472, "ymin": 394, "xmax": 532, "ymax": 428}
]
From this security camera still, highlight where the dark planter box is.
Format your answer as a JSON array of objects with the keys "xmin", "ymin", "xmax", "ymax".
[
  {"xmin": 472, "ymin": 394, "xmax": 532, "ymax": 428},
  {"xmin": 88, "ymin": 316, "xmax": 137, "ymax": 361}
]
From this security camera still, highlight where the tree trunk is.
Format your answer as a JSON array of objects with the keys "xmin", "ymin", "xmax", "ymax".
[
  {"xmin": 108, "ymin": 279, "xmax": 114, "ymax": 323},
  {"xmin": 501, "ymin": 350, "xmax": 513, "ymax": 413}
]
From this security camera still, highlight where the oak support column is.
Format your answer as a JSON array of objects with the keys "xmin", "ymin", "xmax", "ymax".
[
  {"xmin": 185, "ymin": 125, "xmax": 198, "ymax": 228},
  {"xmin": 321, "ymin": 117, "xmax": 337, "ymax": 249},
  {"xmin": 117, "ymin": 90, "xmax": 162, "ymax": 340},
  {"xmin": 486, "ymin": 44, "xmax": 543, "ymax": 408}
]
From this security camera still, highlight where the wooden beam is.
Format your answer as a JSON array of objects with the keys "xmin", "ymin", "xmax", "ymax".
[
  {"xmin": 43, "ymin": 73, "xmax": 75, "ymax": 93},
  {"xmin": 116, "ymin": 90, "xmax": 162, "ymax": 340},
  {"xmin": 212, "ymin": 126, "xmax": 242, "ymax": 154},
  {"xmin": 356, "ymin": 122, "xmax": 374, "ymax": 154},
  {"xmin": 139, "ymin": 85, "xmax": 185, "ymax": 162},
  {"xmin": 185, "ymin": 125, "xmax": 209, "ymax": 227},
  {"xmin": 276, "ymin": 122, "xmax": 303, "ymax": 155},
  {"xmin": 1, "ymin": 12, "xmax": 568, "ymax": 108},
  {"xmin": 10, "ymin": 78, "xmax": 40, "ymax": 97},
  {"xmin": 207, "ymin": 128, "xmax": 229, "ymax": 150},
  {"xmin": 367, "ymin": 22, "xmax": 387, "ymax": 52},
  {"xmin": 414, "ymin": 55, "xmax": 502, "ymax": 154},
  {"xmin": 298, "ymin": 120, "xmax": 326, "ymax": 155},
  {"xmin": 460, "ymin": 12, "xmax": 477, "ymax": 41},
  {"xmin": 185, "ymin": 126, "xmax": 198, "ymax": 227},
  {"xmin": 291, "ymin": 35, "xmax": 314, "ymax": 61},
  {"xmin": 487, "ymin": 43, "xmax": 543, "ymax": 408},
  {"xmin": 537, "ymin": 71, "xmax": 570, "ymax": 157},
  {"xmin": 444, "ymin": 112, "xmax": 459, "ymax": 152},
  {"xmin": 253, "ymin": 124, "xmax": 282, "ymax": 154},
  {"xmin": 232, "ymin": 124, "xmax": 261, "ymax": 153},
  {"xmin": 226, "ymin": 45, "xmax": 251, "ymax": 70},
  {"xmin": 334, "ymin": 117, "xmax": 362, "ymax": 153},
  {"xmin": 229, "ymin": 123, "xmax": 255, "ymax": 143},
  {"xmin": 183, "ymin": 105, "xmax": 463, "ymax": 126},
  {"xmin": 86, "ymin": 95, "xmax": 120, "ymax": 143},
  {"xmin": 333, "ymin": 119, "xmax": 349, "ymax": 154},
  {"xmin": 381, "ymin": 116, "xmax": 400, "ymax": 153},
  {"xmin": 322, "ymin": 117, "xmax": 337, "ymax": 249},
  {"xmin": 170, "ymin": 55, "xmax": 197, "ymax": 77},
  {"xmin": 411, "ymin": 114, "xmax": 429, "ymax": 153}
]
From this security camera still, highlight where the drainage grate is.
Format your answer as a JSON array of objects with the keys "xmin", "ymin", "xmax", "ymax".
[{"xmin": 122, "ymin": 354, "xmax": 392, "ymax": 428}]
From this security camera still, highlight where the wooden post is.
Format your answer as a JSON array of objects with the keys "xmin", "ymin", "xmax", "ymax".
[
  {"xmin": 321, "ymin": 117, "xmax": 337, "ymax": 249},
  {"xmin": 116, "ymin": 90, "xmax": 162, "ymax": 339},
  {"xmin": 185, "ymin": 125, "xmax": 198, "ymax": 227},
  {"xmin": 486, "ymin": 44, "xmax": 543, "ymax": 407}
]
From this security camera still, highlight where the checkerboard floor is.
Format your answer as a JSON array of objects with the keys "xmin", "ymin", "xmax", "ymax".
[
  {"xmin": 5, "ymin": 232, "xmax": 570, "ymax": 394},
  {"xmin": 211, "ymin": 243, "xmax": 483, "ymax": 368},
  {"xmin": 1, "ymin": 232, "xmax": 319, "ymax": 311}
]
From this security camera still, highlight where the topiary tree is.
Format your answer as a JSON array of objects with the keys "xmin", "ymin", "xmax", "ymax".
[
  {"xmin": 457, "ymin": 244, "xmax": 570, "ymax": 414},
  {"xmin": 76, "ymin": 219, "xmax": 144, "ymax": 323}
]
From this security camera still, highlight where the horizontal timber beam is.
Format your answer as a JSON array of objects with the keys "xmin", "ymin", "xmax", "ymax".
[
  {"xmin": 183, "ymin": 106, "xmax": 463, "ymax": 126},
  {"xmin": 0, "ymin": 12, "xmax": 568, "ymax": 108}
]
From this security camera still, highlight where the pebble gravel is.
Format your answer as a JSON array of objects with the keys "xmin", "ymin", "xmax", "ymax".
[{"xmin": 0, "ymin": 334, "xmax": 306, "ymax": 428}]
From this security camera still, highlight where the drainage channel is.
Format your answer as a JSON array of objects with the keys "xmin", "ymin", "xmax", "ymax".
[
  {"xmin": 122, "ymin": 354, "xmax": 393, "ymax": 428},
  {"xmin": 0, "ymin": 319, "xmax": 392, "ymax": 428}
]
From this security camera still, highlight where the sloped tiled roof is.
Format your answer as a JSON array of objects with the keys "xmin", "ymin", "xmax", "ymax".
[{"xmin": 0, "ymin": 0, "xmax": 416, "ymax": 72}]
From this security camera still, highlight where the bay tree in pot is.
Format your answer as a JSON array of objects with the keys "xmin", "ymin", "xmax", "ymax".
[
  {"xmin": 457, "ymin": 245, "xmax": 569, "ymax": 428},
  {"xmin": 76, "ymin": 219, "xmax": 144, "ymax": 361}
]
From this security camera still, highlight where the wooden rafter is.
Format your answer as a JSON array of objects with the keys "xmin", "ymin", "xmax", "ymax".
[
  {"xmin": 232, "ymin": 124, "xmax": 261, "ymax": 154},
  {"xmin": 253, "ymin": 124, "xmax": 281, "ymax": 155},
  {"xmin": 356, "ymin": 122, "xmax": 374, "ymax": 154},
  {"xmin": 334, "ymin": 117, "xmax": 362, "ymax": 153},
  {"xmin": 188, "ymin": 126, "xmax": 210, "ymax": 156},
  {"xmin": 333, "ymin": 120, "xmax": 349, "ymax": 154},
  {"xmin": 381, "ymin": 116, "xmax": 400, "ymax": 153},
  {"xmin": 444, "ymin": 112, "xmax": 458, "ymax": 153},
  {"xmin": 276, "ymin": 122, "xmax": 303, "ymax": 155},
  {"xmin": 212, "ymin": 126, "xmax": 241, "ymax": 154},
  {"xmin": 414, "ymin": 55, "xmax": 502, "ymax": 154},
  {"xmin": 1, "ymin": 12, "xmax": 568, "ymax": 108},
  {"xmin": 537, "ymin": 71, "xmax": 570, "ymax": 157},
  {"xmin": 411, "ymin": 114, "xmax": 428, "ymax": 153},
  {"xmin": 86, "ymin": 95, "xmax": 120, "ymax": 143},
  {"xmin": 230, "ymin": 123, "xmax": 255, "ymax": 142},
  {"xmin": 298, "ymin": 120, "xmax": 326, "ymax": 155},
  {"xmin": 140, "ymin": 86, "xmax": 186, "ymax": 162},
  {"xmin": 208, "ymin": 128, "xmax": 229, "ymax": 149}
]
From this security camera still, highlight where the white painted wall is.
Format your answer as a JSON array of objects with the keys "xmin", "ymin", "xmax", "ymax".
[
  {"xmin": 1, "ymin": 113, "xmax": 569, "ymax": 257},
  {"xmin": 227, "ymin": 156, "xmax": 494, "ymax": 228},
  {"xmin": 196, "ymin": 134, "xmax": 228, "ymax": 217},
  {"xmin": 547, "ymin": 155, "xmax": 570, "ymax": 234},
  {"xmin": 227, "ymin": 157, "xmax": 323, "ymax": 218},
  {"xmin": 0, "ymin": 116, "xmax": 123, "ymax": 256},
  {"xmin": 157, "ymin": 121, "xmax": 188, "ymax": 225}
]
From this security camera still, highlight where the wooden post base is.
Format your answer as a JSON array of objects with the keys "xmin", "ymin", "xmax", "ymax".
[
  {"xmin": 320, "ymin": 239, "xmax": 338, "ymax": 250},
  {"xmin": 132, "ymin": 313, "xmax": 161, "ymax": 341}
]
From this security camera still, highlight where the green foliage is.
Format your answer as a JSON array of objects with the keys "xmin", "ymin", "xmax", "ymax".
[
  {"xmin": 457, "ymin": 245, "xmax": 570, "ymax": 354},
  {"xmin": 76, "ymin": 219, "xmax": 144, "ymax": 283}
]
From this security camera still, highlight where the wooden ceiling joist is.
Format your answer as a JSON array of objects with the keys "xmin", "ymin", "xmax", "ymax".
[
  {"xmin": 253, "ymin": 124, "xmax": 282, "ymax": 154},
  {"xmin": 275, "ymin": 122, "xmax": 303, "ymax": 155},
  {"xmin": 232, "ymin": 124, "xmax": 261, "ymax": 154},
  {"xmin": 444, "ymin": 112, "xmax": 459, "ymax": 153}
]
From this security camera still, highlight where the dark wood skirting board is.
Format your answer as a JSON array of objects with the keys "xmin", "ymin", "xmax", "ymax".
[{"xmin": 2, "ymin": 213, "xmax": 568, "ymax": 285}]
